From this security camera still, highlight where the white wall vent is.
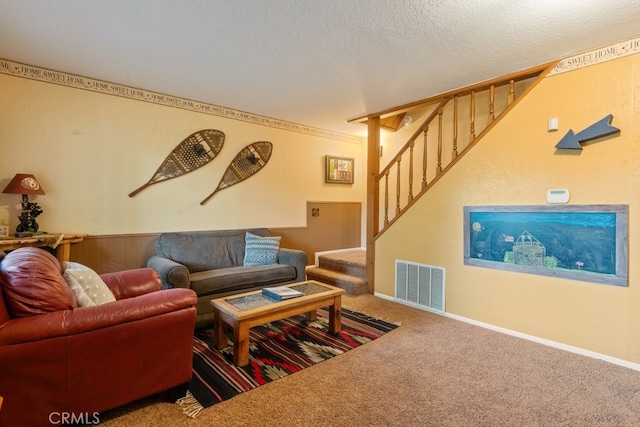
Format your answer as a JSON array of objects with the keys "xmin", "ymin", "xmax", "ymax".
[{"xmin": 395, "ymin": 260, "xmax": 445, "ymax": 314}]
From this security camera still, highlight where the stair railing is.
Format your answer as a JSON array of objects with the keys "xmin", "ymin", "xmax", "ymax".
[{"xmin": 371, "ymin": 63, "xmax": 555, "ymax": 237}]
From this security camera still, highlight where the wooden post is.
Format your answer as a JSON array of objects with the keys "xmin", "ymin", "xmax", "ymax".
[
  {"xmin": 507, "ymin": 79, "xmax": 515, "ymax": 104},
  {"xmin": 384, "ymin": 171, "xmax": 389, "ymax": 225},
  {"xmin": 452, "ymin": 95, "xmax": 458, "ymax": 159},
  {"xmin": 408, "ymin": 140, "xmax": 414, "ymax": 203},
  {"xmin": 395, "ymin": 157, "xmax": 401, "ymax": 215},
  {"xmin": 422, "ymin": 127, "xmax": 428, "ymax": 190},
  {"xmin": 436, "ymin": 107, "xmax": 444, "ymax": 174},
  {"xmin": 488, "ymin": 85, "xmax": 495, "ymax": 123},
  {"xmin": 366, "ymin": 116, "xmax": 380, "ymax": 294},
  {"xmin": 469, "ymin": 91, "xmax": 476, "ymax": 142}
]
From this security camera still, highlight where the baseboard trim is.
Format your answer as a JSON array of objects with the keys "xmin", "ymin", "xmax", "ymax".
[
  {"xmin": 372, "ymin": 292, "xmax": 640, "ymax": 372},
  {"xmin": 373, "ymin": 292, "xmax": 394, "ymax": 301},
  {"xmin": 444, "ymin": 312, "xmax": 640, "ymax": 373}
]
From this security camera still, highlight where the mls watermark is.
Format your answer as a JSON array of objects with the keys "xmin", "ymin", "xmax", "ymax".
[{"xmin": 49, "ymin": 412, "xmax": 100, "ymax": 425}]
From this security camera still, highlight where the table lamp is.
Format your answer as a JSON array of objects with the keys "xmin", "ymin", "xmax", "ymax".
[{"xmin": 2, "ymin": 173, "xmax": 45, "ymax": 237}]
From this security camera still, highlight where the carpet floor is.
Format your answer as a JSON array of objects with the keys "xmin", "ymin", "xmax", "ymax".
[
  {"xmin": 99, "ymin": 293, "xmax": 640, "ymax": 426},
  {"xmin": 179, "ymin": 307, "xmax": 399, "ymax": 417}
]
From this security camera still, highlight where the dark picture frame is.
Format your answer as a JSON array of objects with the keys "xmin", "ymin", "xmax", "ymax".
[
  {"xmin": 463, "ymin": 204, "xmax": 628, "ymax": 286},
  {"xmin": 325, "ymin": 155, "xmax": 354, "ymax": 184}
]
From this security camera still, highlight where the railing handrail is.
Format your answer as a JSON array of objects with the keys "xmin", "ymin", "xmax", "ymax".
[
  {"xmin": 350, "ymin": 62, "xmax": 554, "ymax": 124},
  {"xmin": 377, "ymin": 97, "xmax": 450, "ymax": 179},
  {"xmin": 372, "ymin": 62, "xmax": 557, "ymax": 239},
  {"xmin": 363, "ymin": 61, "xmax": 558, "ymax": 294}
]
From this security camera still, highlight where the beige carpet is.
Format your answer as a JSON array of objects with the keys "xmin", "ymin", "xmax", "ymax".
[{"xmin": 99, "ymin": 294, "xmax": 640, "ymax": 426}]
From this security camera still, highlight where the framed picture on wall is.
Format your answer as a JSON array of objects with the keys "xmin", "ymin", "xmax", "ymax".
[{"xmin": 325, "ymin": 155, "xmax": 354, "ymax": 184}]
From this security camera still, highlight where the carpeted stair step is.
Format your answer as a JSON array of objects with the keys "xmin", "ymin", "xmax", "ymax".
[
  {"xmin": 316, "ymin": 250, "xmax": 366, "ymax": 278},
  {"xmin": 306, "ymin": 267, "xmax": 368, "ymax": 295}
]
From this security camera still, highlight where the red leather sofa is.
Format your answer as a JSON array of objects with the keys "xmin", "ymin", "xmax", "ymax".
[{"xmin": 0, "ymin": 247, "xmax": 197, "ymax": 426}]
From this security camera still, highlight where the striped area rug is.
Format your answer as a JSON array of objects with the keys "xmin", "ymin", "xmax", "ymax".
[{"xmin": 178, "ymin": 308, "xmax": 399, "ymax": 417}]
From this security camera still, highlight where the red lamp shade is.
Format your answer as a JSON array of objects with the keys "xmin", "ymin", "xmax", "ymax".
[{"xmin": 2, "ymin": 174, "xmax": 45, "ymax": 195}]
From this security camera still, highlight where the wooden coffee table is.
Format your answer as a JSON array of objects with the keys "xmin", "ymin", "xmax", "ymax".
[{"xmin": 210, "ymin": 280, "xmax": 346, "ymax": 367}]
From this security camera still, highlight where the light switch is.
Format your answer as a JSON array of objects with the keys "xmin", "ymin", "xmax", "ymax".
[{"xmin": 548, "ymin": 117, "xmax": 559, "ymax": 132}]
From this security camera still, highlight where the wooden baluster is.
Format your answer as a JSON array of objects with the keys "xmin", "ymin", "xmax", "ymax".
[
  {"xmin": 488, "ymin": 85, "xmax": 495, "ymax": 123},
  {"xmin": 436, "ymin": 107, "xmax": 443, "ymax": 174},
  {"xmin": 452, "ymin": 95, "xmax": 458, "ymax": 159},
  {"xmin": 384, "ymin": 171, "xmax": 389, "ymax": 225},
  {"xmin": 395, "ymin": 157, "xmax": 401, "ymax": 215},
  {"xmin": 507, "ymin": 79, "xmax": 515, "ymax": 105},
  {"xmin": 408, "ymin": 140, "xmax": 414, "ymax": 203},
  {"xmin": 422, "ymin": 127, "xmax": 428, "ymax": 190},
  {"xmin": 469, "ymin": 91, "xmax": 476, "ymax": 142}
]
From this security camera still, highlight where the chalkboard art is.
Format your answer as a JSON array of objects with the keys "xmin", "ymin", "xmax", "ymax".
[{"xmin": 463, "ymin": 205, "xmax": 628, "ymax": 286}]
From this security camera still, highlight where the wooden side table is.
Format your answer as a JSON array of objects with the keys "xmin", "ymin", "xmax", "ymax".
[{"xmin": 0, "ymin": 233, "xmax": 86, "ymax": 263}]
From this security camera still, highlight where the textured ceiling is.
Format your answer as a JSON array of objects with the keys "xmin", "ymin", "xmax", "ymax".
[{"xmin": 1, "ymin": 0, "xmax": 640, "ymax": 137}]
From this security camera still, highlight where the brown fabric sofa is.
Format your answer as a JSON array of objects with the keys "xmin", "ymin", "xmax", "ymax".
[{"xmin": 0, "ymin": 247, "xmax": 197, "ymax": 426}]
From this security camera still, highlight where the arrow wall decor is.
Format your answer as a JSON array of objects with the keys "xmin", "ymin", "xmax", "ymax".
[{"xmin": 555, "ymin": 114, "xmax": 620, "ymax": 149}]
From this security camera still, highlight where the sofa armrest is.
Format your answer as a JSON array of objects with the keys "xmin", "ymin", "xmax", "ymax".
[
  {"xmin": 101, "ymin": 268, "xmax": 162, "ymax": 300},
  {"xmin": 279, "ymin": 248, "xmax": 308, "ymax": 282},
  {"xmin": 147, "ymin": 255, "xmax": 190, "ymax": 289},
  {"xmin": 0, "ymin": 288, "xmax": 197, "ymax": 346}
]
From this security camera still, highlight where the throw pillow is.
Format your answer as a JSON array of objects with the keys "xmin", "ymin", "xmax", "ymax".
[
  {"xmin": 63, "ymin": 262, "xmax": 116, "ymax": 307},
  {"xmin": 243, "ymin": 232, "xmax": 281, "ymax": 266}
]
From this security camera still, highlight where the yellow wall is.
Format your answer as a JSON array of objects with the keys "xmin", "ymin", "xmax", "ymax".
[
  {"xmin": 375, "ymin": 51, "xmax": 640, "ymax": 363},
  {"xmin": 0, "ymin": 70, "xmax": 366, "ymax": 235}
]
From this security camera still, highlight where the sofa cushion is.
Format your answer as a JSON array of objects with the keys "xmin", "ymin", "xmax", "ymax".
[
  {"xmin": 243, "ymin": 232, "xmax": 280, "ymax": 266},
  {"xmin": 63, "ymin": 262, "xmax": 116, "ymax": 307},
  {"xmin": 0, "ymin": 248, "xmax": 77, "ymax": 317},
  {"xmin": 155, "ymin": 228, "xmax": 272, "ymax": 272},
  {"xmin": 189, "ymin": 264, "xmax": 296, "ymax": 295}
]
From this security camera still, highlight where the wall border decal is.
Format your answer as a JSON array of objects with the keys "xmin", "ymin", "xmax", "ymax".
[
  {"xmin": 0, "ymin": 58, "xmax": 362, "ymax": 145},
  {"xmin": 548, "ymin": 36, "xmax": 640, "ymax": 76}
]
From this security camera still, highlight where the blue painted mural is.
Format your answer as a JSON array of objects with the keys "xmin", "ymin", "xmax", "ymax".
[{"xmin": 464, "ymin": 205, "xmax": 628, "ymax": 286}]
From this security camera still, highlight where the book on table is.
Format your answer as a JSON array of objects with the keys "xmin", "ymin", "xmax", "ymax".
[{"xmin": 262, "ymin": 286, "xmax": 304, "ymax": 300}]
